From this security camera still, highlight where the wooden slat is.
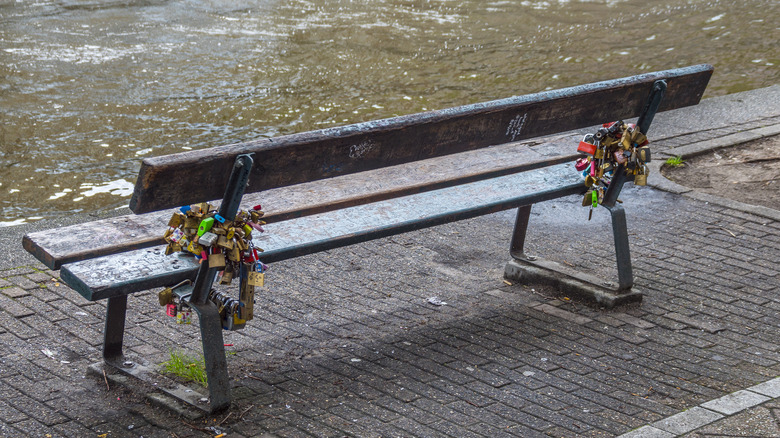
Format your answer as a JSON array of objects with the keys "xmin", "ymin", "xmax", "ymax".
[
  {"xmin": 130, "ymin": 65, "xmax": 713, "ymax": 214},
  {"xmin": 24, "ymin": 135, "xmax": 579, "ymax": 270},
  {"xmin": 62, "ymin": 163, "xmax": 585, "ymax": 300}
]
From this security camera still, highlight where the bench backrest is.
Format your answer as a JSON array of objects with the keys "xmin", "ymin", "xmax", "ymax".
[{"xmin": 130, "ymin": 65, "xmax": 713, "ymax": 214}]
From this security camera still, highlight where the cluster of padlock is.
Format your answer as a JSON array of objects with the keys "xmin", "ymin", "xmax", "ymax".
[
  {"xmin": 159, "ymin": 202, "xmax": 268, "ymax": 330},
  {"xmin": 158, "ymin": 280, "xmax": 194, "ymax": 324},
  {"xmin": 575, "ymin": 121, "xmax": 651, "ymax": 217}
]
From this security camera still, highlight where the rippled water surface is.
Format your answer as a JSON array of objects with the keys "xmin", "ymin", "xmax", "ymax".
[{"xmin": 1, "ymin": 0, "xmax": 778, "ymax": 225}]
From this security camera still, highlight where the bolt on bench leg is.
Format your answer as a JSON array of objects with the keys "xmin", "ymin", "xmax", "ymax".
[{"xmin": 103, "ymin": 295, "xmax": 128, "ymax": 360}]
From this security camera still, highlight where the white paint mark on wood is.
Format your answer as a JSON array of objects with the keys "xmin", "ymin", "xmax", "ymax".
[
  {"xmin": 349, "ymin": 140, "xmax": 375, "ymax": 159},
  {"xmin": 506, "ymin": 113, "xmax": 528, "ymax": 142}
]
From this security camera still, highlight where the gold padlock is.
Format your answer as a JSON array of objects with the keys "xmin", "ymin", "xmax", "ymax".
[
  {"xmin": 158, "ymin": 288, "xmax": 173, "ymax": 306},
  {"xmin": 184, "ymin": 216, "xmax": 200, "ymax": 230},
  {"xmin": 187, "ymin": 241, "xmax": 204, "ymax": 255},
  {"xmin": 621, "ymin": 135, "xmax": 632, "ymax": 150},
  {"xmin": 634, "ymin": 165, "xmax": 648, "ymax": 186},
  {"xmin": 584, "ymin": 175, "xmax": 596, "ymax": 187},
  {"xmin": 168, "ymin": 212, "xmax": 185, "ymax": 228},
  {"xmin": 582, "ymin": 190, "xmax": 593, "ymax": 207},
  {"xmin": 217, "ymin": 235, "xmax": 234, "ymax": 249},
  {"xmin": 220, "ymin": 270, "xmax": 233, "ymax": 285},
  {"xmin": 637, "ymin": 146, "xmax": 651, "ymax": 163}
]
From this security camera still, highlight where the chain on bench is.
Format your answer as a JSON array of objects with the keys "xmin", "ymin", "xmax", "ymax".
[
  {"xmin": 157, "ymin": 201, "xmax": 268, "ymax": 330},
  {"xmin": 574, "ymin": 120, "xmax": 652, "ymax": 220}
]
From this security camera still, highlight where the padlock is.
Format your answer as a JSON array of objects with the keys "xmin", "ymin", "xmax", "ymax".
[
  {"xmin": 220, "ymin": 269, "xmax": 233, "ymax": 285},
  {"xmin": 199, "ymin": 231, "xmax": 218, "ymax": 247},
  {"xmin": 197, "ymin": 217, "xmax": 215, "ymax": 236},
  {"xmin": 631, "ymin": 130, "xmax": 648, "ymax": 146},
  {"xmin": 187, "ymin": 241, "xmax": 204, "ymax": 255},
  {"xmin": 209, "ymin": 252, "xmax": 226, "ymax": 269},
  {"xmin": 184, "ymin": 216, "xmax": 200, "ymax": 230},
  {"xmin": 228, "ymin": 246, "xmax": 241, "ymax": 262},
  {"xmin": 169, "ymin": 228, "xmax": 185, "ymax": 243},
  {"xmin": 167, "ymin": 212, "xmax": 186, "ymax": 228},
  {"xmin": 176, "ymin": 308, "xmax": 192, "ymax": 324},
  {"xmin": 247, "ymin": 271, "xmax": 265, "ymax": 287},
  {"xmin": 166, "ymin": 304, "xmax": 177, "ymax": 317},
  {"xmin": 613, "ymin": 150, "xmax": 627, "ymax": 165},
  {"xmin": 575, "ymin": 157, "xmax": 589, "ymax": 172},
  {"xmin": 594, "ymin": 147, "xmax": 604, "ymax": 160},
  {"xmin": 158, "ymin": 288, "xmax": 174, "ymax": 306},
  {"xmin": 634, "ymin": 166, "xmax": 648, "ymax": 186},
  {"xmin": 577, "ymin": 139, "xmax": 597, "ymax": 155},
  {"xmin": 637, "ymin": 146, "xmax": 651, "ymax": 163},
  {"xmin": 217, "ymin": 235, "xmax": 234, "ymax": 249},
  {"xmin": 240, "ymin": 284, "xmax": 255, "ymax": 321},
  {"xmin": 584, "ymin": 175, "xmax": 596, "ymax": 187},
  {"xmin": 582, "ymin": 190, "xmax": 593, "ymax": 207}
]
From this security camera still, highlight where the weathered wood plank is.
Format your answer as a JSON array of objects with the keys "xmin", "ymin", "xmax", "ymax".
[
  {"xmin": 62, "ymin": 163, "xmax": 585, "ymax": 300},
  {"xmin": 24, "ymin": 135, "xmax": 579, "ymax": 270},
  {"xmin": 130, "ymin": 65, "xmax": 713, "ymax": 213}
]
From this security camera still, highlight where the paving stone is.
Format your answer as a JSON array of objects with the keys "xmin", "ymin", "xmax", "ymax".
[
  {"xmin": 749, "ymin": 377, "xmax": 780, "ymax": 398},
  {"xmin": 7, "ymin": 275, "xmax": 39, "ymax": 290},
  {"xmin": 0, "ymin": 294, "xmax": 35, "ymax": 318},
  {"xmin": 617, "ymin": 425, "xmax": 675, "ymax": 438},
  {"xmin": 700, "ymin": 389, "xmax": 771, "ymax": 415},
  {"xmin": 651, "ymin": 407, "xmax": 724, "ymax": 435},
  {"xmin": 1, "ymin": 287, "xmax": 30, "ymax": 298}
]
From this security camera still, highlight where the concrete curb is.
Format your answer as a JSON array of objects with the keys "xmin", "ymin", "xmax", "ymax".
[
  {"xmin": 649, "ymin": 123, "xmax": 780, "ymax": 223},
  {"xmin": 618, "ymin": 377, "xmax": 780, "ymax": 437},
  {"xmin": 657, "ymin": 123, "xmax": 780, "ymax": 160}
]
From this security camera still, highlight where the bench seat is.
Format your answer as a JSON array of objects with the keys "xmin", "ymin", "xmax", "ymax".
[{"xmin": 61, "ymin": 162, "xmax": 583, "ymax": 301}]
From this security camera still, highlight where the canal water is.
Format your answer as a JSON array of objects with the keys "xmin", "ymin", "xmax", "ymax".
[{"xmin": 1, "ymin": 0, "xmax": 777, "ymax": 226}]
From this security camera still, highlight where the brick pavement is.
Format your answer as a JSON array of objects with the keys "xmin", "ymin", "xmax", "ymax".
[{"xmin": 1, "ymin": 97, "xmax": 779, "ymax": 437}]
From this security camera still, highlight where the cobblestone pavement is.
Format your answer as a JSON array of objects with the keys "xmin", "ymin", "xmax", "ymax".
[{"xmin": 1, "ymin": 89, "xmax": 779, "ymax": 437}]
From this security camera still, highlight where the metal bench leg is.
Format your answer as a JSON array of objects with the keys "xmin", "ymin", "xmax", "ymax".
[
  {"xmin": 103, "ymin": 295, "xmax": 127, "ymax": 360},
  {"xmin": 606, "ymin": 204, "xmax": 633, "ymax": 291},
  {"xmin": 189, "ymin": 300, "xmax": 231, "ymax": 412},
  {"xmin": 509, "ymin": 204, "xmax": 533, "ymax": 260}
]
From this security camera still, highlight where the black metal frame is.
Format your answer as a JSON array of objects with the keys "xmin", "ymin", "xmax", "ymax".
[
  {"xmin": 508, "ymin": 80, "xmax": 667, "ymax": 296},
  {"xmin": 101, "ymin": 154, "xmax": 254, "ymax": 413}
]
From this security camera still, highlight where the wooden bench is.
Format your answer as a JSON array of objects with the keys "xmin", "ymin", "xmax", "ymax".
[{"xmin": 23, "ymin": 65, "xmax": 712, "ymax": 412}]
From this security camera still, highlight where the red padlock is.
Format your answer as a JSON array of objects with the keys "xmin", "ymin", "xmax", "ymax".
[
  {"xmin": 575, "ymin": 157, "xmax": 590, "ymax": 172},
  {"xmin": 577, "ymin": 140, "xmax": 597, "ymax": 155},
  {"xmin": 166, "ymin": 304, "xmax": 177, "ymax": 317}
]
